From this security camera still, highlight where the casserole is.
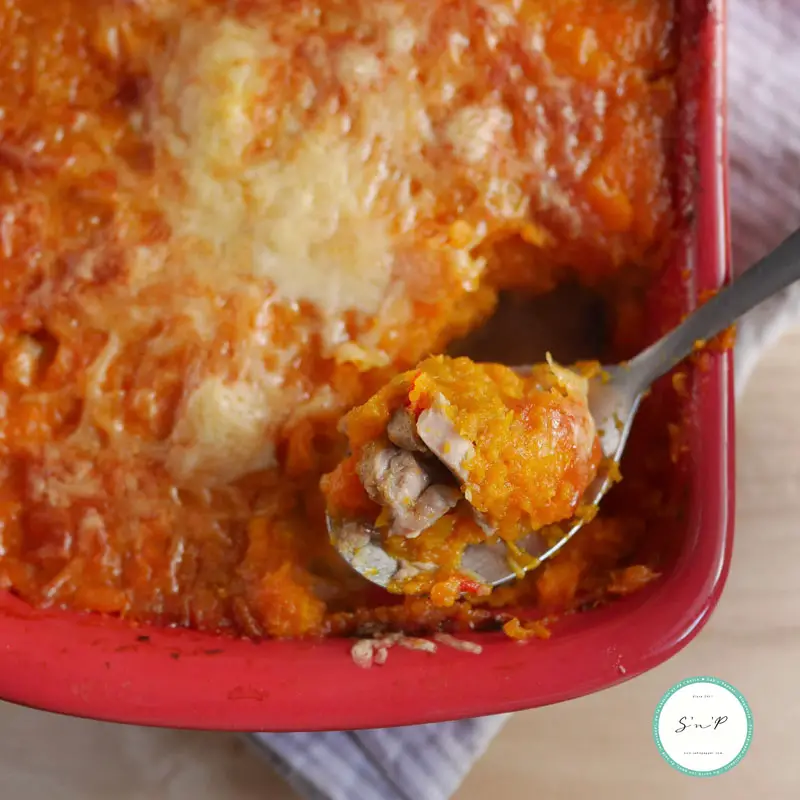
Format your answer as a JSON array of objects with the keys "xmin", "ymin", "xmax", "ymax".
[{"xmin": 0, "ymin": 0, "xmax": 731, "ymax": 730}]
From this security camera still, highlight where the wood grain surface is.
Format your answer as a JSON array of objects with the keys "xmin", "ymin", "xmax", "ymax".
[{"xmin": 1, "ymin": 331, "xmax": 799, "ymax": 799}]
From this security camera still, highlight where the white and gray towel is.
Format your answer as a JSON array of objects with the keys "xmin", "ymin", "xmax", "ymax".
[
  {"xmin": 249, "ymin": 1, "xmax": 800, "ymax": 797},
  {"xmin": 249, "ymin": 717, "xmax": 509, "ymax": 800}
]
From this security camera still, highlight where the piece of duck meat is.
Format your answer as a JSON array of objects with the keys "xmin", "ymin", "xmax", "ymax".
[
  {"xmin": 357, "ymin": 442, "xmax": 431, "ymax": 514},
  {"xmin": 390, "ymin": 484, "xmax": 461, "ymax": 538},
  {"xmin": 415, "ymin": 394, "xmax": 474, "ymax": 482},
  {"xmin": 387, "ymin": 407, "xmax": 429, "ymax": 453}
]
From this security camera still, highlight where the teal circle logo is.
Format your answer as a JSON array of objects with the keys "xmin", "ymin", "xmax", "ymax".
[{"xmin": 653, "ymin": 677, "xmax": 753, "ymax": 777}]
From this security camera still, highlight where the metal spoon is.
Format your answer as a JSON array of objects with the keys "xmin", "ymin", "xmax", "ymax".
[{"xmin": 329, "ymin": 227, "xmax": 800, "ymax": 591}]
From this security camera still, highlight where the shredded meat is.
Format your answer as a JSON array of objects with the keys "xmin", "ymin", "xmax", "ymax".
[{"xmin": 355, "ymin": 413, "xmax": 465, "ymax": 538}]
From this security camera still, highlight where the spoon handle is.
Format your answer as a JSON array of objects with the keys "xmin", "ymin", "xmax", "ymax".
[{"xmin": 629, "ymin": 226, "xmax": 800, "ymax": 388}]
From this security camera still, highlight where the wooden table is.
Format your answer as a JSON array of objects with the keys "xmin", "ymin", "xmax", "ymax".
[{"xmin": 2, "ymin": 331, "xmax": 799, "ymax": 800}]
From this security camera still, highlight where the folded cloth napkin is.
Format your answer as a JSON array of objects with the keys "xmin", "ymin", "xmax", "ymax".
[
  {"xmin": 248, "ymin": 2, "xmax": 800, "ymax": 797},
  {"xmin": 248, "ymin": 716, "xmax": 509, "ymax": 800}
]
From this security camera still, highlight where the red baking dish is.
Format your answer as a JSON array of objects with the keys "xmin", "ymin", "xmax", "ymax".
[{"xmin": 0, "ymin": 0, "xmax": 731, "ymax": 731}]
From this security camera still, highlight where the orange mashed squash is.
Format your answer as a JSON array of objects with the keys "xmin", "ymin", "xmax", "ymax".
[{"xmin": 0, "ymin": 0, "xmax": 677, "ymax": 639}]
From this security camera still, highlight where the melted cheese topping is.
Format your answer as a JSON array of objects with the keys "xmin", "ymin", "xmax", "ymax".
[
  {"xmin": 150, "ymin": 18, "xmax": 411, "ymax": 316},
  {"xmin": 167, "ymin": 376, "xmax": 278, "ymax": 485},
  {"xmin": 445, "ymin": 104, "xmax": 513, "ymax": 164}
]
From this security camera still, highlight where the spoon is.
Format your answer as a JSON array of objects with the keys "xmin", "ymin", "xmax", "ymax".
[{"xmin": 330, "ymin": 227, "xmax": 800, "ymax": 591}]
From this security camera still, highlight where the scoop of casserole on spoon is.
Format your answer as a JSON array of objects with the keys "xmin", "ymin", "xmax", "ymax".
[{"xmin": 325, "ymin": 227, "xmax": 800, "ymax": 596}]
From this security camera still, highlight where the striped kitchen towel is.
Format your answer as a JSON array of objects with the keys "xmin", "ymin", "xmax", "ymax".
[
  {"xmin": 247, "ymin": 1, "xmax": 800, "ymax": 798},
  {"xmin": 248, "ymin": 716, "xmax": 509, "ymax": 800}
]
